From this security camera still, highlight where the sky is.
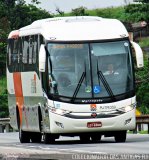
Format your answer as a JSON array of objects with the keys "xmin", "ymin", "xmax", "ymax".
[{"xmin": 25, "ymin": 0, "xmax": 133, "ymax": 13}]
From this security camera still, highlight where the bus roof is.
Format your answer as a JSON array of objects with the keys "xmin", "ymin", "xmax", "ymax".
[{"xmin": 9, "ymin": 16, "xmax": 129, "ymax": 41}]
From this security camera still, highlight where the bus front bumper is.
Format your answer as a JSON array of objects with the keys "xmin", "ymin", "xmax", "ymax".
[{"xmin": 48, "ymin": 109, "xmax": 136, "ymax": 134}]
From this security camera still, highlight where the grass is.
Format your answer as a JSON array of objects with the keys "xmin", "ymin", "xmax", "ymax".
[
  {"xmin": 139, "ymin": 130, "xmax": 148, "ymax": 134},
  {"xmin": 128, "ymin": 130, "xmax": 148, "ymax": 134}
]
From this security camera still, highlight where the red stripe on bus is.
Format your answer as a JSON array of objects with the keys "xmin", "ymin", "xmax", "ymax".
[
  {"xmin": 34, "ymin": 74, "xmax": 36, "ymax": 81},
  {"xmin": 13, "ymin": 72, "xmax": 28, "ymax": 128}
]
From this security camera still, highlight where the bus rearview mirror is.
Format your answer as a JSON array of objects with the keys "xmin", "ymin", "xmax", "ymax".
[
  {"xmin": 131, "ymin": 41, "xmax": 144, "ymax": 68},
  {"xmin": 39, "ymin": 44, "xmax": 46, "ymax": 72}
]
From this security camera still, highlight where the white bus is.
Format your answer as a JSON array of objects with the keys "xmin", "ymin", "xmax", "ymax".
[{"xmin": 7, "ymin": 16, "xmax": 144, "ymax": 143}]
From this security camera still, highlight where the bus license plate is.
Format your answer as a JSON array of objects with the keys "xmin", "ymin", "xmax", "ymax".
[{"xmin": 87, "ymin": 122, "xmax": 102, "ymax": 128}]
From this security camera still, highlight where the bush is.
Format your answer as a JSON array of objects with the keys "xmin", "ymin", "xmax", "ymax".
[
  {"xmin": 135, "ymin": 51, "xmax": 149, "ymax": 114},
  {"xmin": 0, "ymin": 93, "xmax": 8, "ymax": 118}
]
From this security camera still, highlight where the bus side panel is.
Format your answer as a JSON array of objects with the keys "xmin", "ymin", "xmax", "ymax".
[
  {"xmin": 7, "ymin": 69, "xmax": 45, "ymax": 132},
  {"xmin": 7, "ymin": 69, "xmax": 18, "ymax": 130},
  {"xmin": 21, "ymin": 71, "xmax": 44, "ymax": 132}
]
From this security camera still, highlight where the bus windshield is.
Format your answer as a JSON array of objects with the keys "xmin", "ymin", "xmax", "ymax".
[{"xmin": 47, "ymin": 40, "xmax": 134, "ymax": 103}]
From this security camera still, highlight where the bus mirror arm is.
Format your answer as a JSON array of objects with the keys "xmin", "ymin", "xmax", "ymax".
[
  {"xmin": 131, "ymin": 41, "xmax": 144, "ymax": 68},
  {"xmin": 50, "ymin": 81, "xmax": 57, "ymax": 88},
  {"xmin": 39, "ymin": 44, "xmax": 46, "ymax": 72}
]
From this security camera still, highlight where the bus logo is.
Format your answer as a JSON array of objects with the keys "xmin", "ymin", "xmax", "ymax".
[
  {"xmin": 90, "ymin": 104, "xmax": 97, "ymax": 111},
  {"xmin": 91, "ymin": 112, "xmax": 97, "ymax": 118}
]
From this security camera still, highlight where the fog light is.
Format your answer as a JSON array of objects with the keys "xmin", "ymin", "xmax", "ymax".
[
  {"xmin": 55, "ymin": 121, "xmax": 64, "ymax": 128},
  {"xmin": 125, "ymin": 118, "xmax": 132, "ymax": 125}
]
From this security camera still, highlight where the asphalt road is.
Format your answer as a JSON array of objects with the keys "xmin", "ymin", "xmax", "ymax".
[{"xmin": 0, "ymin": 132, "xmax": 149, "ymax": 160}]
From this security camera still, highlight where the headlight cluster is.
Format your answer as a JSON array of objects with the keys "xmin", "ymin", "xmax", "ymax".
[
  {"xmin": 118, "ymin": 103, "xmax": 136, "ymax": 113},
  {"xmin": 50, "ymin": 107, "xmax": 70, "ymax": 116}
]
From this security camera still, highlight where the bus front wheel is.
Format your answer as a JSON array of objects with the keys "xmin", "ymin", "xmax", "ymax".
[
  {"xmin": 44, "ymin": 133, "xmax": 55, "ymax": 144},
  {"xmin": 91, "ymin": 135, "xmax": 102, "ymax": 142},
  {"xmin": 114, "ymin": 131, "xmax": 127, "ymax": 143},
  {"xmin": 30, "ymin": 132, "xmax": 42, "ymax": 143},
  {"xmin": 19, "ymin": 128, "xmax": 30, "ymax": 143},
  {"xmin": 80, "ymin": 135, "xmax": 90, "ymax": 142}
]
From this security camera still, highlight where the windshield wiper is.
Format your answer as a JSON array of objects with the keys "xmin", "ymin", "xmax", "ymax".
[
  {"xmin": 71, "ymin": 62, "xmax": 86, "ymax": 102},
  {"xmin": 97, "ymin": 61, "xmax": 115, "ymax": 100}
]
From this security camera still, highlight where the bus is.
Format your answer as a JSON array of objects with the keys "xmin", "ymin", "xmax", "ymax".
[{"xmin": 7, "ymin": 16, "xmax": 144, "ymax": 143}]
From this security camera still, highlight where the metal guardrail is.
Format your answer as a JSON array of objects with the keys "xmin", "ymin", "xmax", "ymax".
[
  {"xmin": 136, "ymin": 115, "xmax": 149, "ymax": 123},
  {"xmin": 0, "ymin": 118, "xmax": 11, "ymax": 133},
  {"xmin": 0, "ymin": 118, "xmax": 10, "ymax": 124},
  {"xmin": 136, "ymin": 115, "xmax": 149, "ymax": 134}
]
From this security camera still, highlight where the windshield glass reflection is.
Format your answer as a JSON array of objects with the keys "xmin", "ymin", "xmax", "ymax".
[{"xmin": 47, "ymin": 41, "xmax": 134, "ymax": 101}]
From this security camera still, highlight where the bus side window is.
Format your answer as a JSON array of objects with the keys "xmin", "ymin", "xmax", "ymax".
[
  {"xmin": 32, "ymin": 35, "xmax": 38, "ymax": 64},
  {"xmin": 8, "ymin": 39, "xmax": 20, "ymax": 65},
  {"xmin": 22, "ymin": 35, "xmax": 39, "ymax": 65},
  {"xmin": 8, "ymin": 39, "xmax": 13, "ymax": 65},
  {"xmin": 22, "ymin": 36, "xmax": 29, "ymax": 64},
  {"xmin": 29, "ymin": 36, "xmax": 33, "ymax": 64}
]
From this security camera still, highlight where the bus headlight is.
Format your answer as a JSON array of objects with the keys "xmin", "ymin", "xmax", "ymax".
[
  {"xmin": 118, "ymin": 104, "xmax": 135, "ymax": 113},
  {"xmin": 50, "ymin": 107, "xmax": 70, "ymax": 116},
  {"xmin": 125, "ymin": 105, "xmax": 133, "ymax": 112}
]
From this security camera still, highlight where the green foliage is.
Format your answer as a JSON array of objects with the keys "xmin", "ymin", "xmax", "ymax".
[
  {"xmin": 0, "ymin": 76, "xmax": 7, "ymax": 94},
  {"xmin": 139, "ymin": 130, "xmax": 148, "ymax": 134},
  {"xmin": 139, "ymin": 37, "xmax": 149, "ymax": 48},
  {"xmin": 65, "ymin": 6, "xmax": 126, "ymax": 21},
  {"xmin": 134, "ymin": 0, "xmax": 149, "ymax": 3},
  {"xmin": 0, "ymin": 41, "xmax": 7, "ymax": 75},
  {"xmin": 0, "ymin": 76, "xmax": 8, "ymax": 118},
  {"xmin": 55, "ymin": 7, "xmax": 64, "ymax": 16},
  {"xmin": 0, "ymin": 0, "xmax": 53, "ymax": 118},
  {"xmin": 71, "ymin": 6, "xmax": 89, "ymax": 16},
  {"xmin": 124, "ymin": 4, "xmax": 149, "ymax": 22},
  {"xmin": 89, "ymin": 7, "xmax": 126, "ymax": 21},
  {"xmin": 135, "ymin": 52, "xmax": 149, "ymax": 114},
  {"xmin": 31, "ymin": 0, "xmax": 41, "ymax": 4},
  {"xmin": 8, "ymin": 4, "xmax": 53, "ymax": 30},
  {"xmin": 0, "ymin": 93, "xmax": 8, "ymax": 118},
  {"xmin": 0, "ymin": 0, "xmax": 53, "ymax": 30},
  {"xmin": 66, "ymin": 3, "xmax": 149, "ymax": 23}
]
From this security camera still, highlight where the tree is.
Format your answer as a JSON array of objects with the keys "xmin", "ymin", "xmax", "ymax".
[
  {"xmin": 10, "ymin": 4, "xmax": 53, "ymax": 29},
  {"xmin": 124, "ymin": 3, "xmax": 149, "ymax": 22},
  {"xmin": 135, "ymin": 52, "xmax": 149, "ymax": 114},
  {"xmin": 0, "ymin": 0, "xmax": 53, "ymax": 118},
  {"xmin": 0, "ymin": 16, "xmax": 10, "ymax": 75},
  {"xmin": 0, "ymin": 93, "xmax": 9, "ymax": 118},
  {"xmin": 31, "ymin": 0, "xmax": 40, "ymax": 4},
  {"xmin": 55, "ymin": 6, "xmax": 64, "ymax": 16},
  {"xmin": 0, "ymin": 0, "xmax": 53, "ymax": 30},
  {"xmin": 71, "ymin": 6, "xmax": 89, "ymax": 16},
  {"xmin": 134, "ymin": 0, "xmax": 149, "ymax": 3}
]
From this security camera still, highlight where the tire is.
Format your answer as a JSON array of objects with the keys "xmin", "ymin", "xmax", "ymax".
[
  {"xmin": 80, "ymin": 135, "xmax": 90, "ymax": 142},
  {"xmin": 18, "ymin": 107, "xmax": 30, "ymax": 143},
  {"xmin": 114, "ymin": 131, "xmax": 127, "ymax": 143},
  {"xmin": 91, "ymin": 135, "xmax": 102, "ymax": 142},
  {"xmin": 19, "ymin": 128, "xmax": 30, "ymax": 143},
  {"xmin": 44, "ymin": 133, "xmax": 55, "ymax": 144},
  {"xmin": 16, "ymin": 107, "xmax": 20, "ymax": 130},
  {"xmin": 30, "ymin": 132, "xmax": 42, "ymax": 143}
]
